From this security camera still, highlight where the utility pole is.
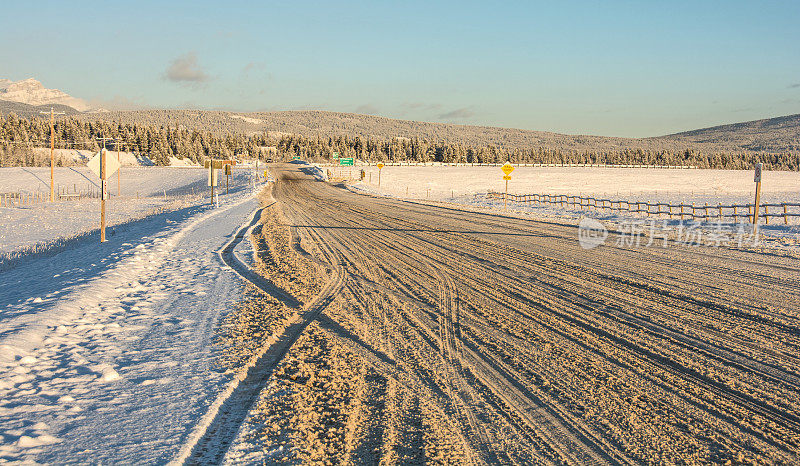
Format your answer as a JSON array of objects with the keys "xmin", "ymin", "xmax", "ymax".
[
  {"xmin": 39, "ymin": 108, "xmax": 66, "ymax": 202},
  {"xmin": 114, "ymin": 139, "xmax": 131, "ymax": 196},
  {"xmin": 115, "ymin": 140, "xmax": 122, "ymax": 196}
]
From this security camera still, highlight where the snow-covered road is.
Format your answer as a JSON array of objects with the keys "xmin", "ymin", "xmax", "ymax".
[{"xmin": 0, "ymin": 186, "xmax": 262, "ymax": 463}]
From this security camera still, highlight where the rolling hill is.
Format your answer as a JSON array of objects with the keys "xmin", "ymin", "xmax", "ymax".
[
  {"xmin": 1, "ymin": 77, "xmax": 796, "ymax": 154},
  {"xmin": 78, "ymin": 109, "xmax": 800, "ymax": 154},
  {"xmin": 0, "ymin": 100, "xmax": 81, "ymax": 119}
]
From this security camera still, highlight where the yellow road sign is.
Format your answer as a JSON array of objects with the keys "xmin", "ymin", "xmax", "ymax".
[
  {"xmin": 503, "ymin": 175, "xmax": 511, "ymax": 180},
  {"xmin": 501, "ymin": 162, "xmax": 515, "ymax": 176},
  {"xmin": 377, "ymin": 162, "xmax": 385, "ymax": 169}
]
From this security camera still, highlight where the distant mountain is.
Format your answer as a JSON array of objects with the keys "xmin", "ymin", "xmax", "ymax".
[
  {"xmin": 0, "ymin": 78, "xmax": 90, "ymax": 112},
  {"xmin": 82, "ymin": 109, "xmax": 800, "ymax": 154}
]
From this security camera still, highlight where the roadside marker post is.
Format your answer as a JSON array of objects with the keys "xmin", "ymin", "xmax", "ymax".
[
  {"xmin": 224, "ymin": 163, "xmax": 232, "ymax": 194},
  {"xmin": 501, "ymin": 162, "xmax": 515, "ymax": 210},
  {"xmin": 101, "ymin": 150, "xmax": 106, "ymax": 242},
  {"xmin": 753, "ymin": 163, "xmax": 762, "ymax": 227},
  {"xmin": 377, "ymin": 162, "xmax": 384, "ymax": 187}
]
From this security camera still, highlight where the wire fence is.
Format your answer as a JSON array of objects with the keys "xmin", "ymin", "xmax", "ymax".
[
  {"xmin": 488, "ymin": 191, "xmax": 800, "ymax": 225},
  {"xmin": 0, "ymin": 184, "xmax": 187, "ymax": 208},
  {"xmin": 0, "ymin": 183, "xmax": 108, "ymax": 208}
]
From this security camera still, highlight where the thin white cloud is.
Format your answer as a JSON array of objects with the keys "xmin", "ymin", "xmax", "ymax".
[
  {"xmin": 439, "ymin": 107, "xmax": 474, "ymax": 119},
  {"xmin": 355, "ymin": 104, "xmax": 379, "ymax": 115}
]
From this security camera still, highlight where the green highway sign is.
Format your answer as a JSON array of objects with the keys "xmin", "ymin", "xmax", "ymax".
[
  {"xmin": 333, "ymin": 152, "xmax": 339, "ymax": 160},
  {"xmin": 339, "ymin": 157, "xmax": 354, "ymax": 166},
  {"xmin": 292, "ymin": 156, "xmax": 301, "ymax": 160}
]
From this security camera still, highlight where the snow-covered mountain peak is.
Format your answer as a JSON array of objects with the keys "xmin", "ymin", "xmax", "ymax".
[{"xmin": 0, "ymin": 78, "xmax": 91, "ymax": 112}]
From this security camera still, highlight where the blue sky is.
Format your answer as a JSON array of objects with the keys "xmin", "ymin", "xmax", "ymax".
[{"xmin": 2, "ymin": 0, "xmax": 799, "ymax": 137}]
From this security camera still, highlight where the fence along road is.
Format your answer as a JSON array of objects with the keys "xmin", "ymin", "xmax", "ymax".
[
  {"xmin": 489, "ymin": 191, "xmax": 800, "ymax": 224},
  {"xmin": 266, "ymin": 163, "xmax": 800, "ymax": 464}
]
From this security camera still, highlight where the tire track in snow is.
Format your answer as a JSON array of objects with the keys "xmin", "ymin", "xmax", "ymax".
[{"xmin": 174, "ymin": 197, "xmax": 347, "ymax": 465}]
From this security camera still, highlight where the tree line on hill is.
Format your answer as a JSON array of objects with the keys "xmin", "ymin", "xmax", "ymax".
[{"xmin": 1, "ymin": 114, "xmax": 798, "ymax": 170}]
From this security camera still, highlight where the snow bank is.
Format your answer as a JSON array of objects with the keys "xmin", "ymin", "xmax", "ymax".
[
  {"xmin": 0, "ymin": 179, "xmax": 265, "ymax": 463},
  {"xmin": 31, "ymin": 149, "xmax": 153, "ymax": 166},
  {"xmin": 168, "ymin": 156, "xmax": 200, "ymax": 167},
  {"xmin": 290, "ymin": 161, "xmax": 328, "ymax": 181}
]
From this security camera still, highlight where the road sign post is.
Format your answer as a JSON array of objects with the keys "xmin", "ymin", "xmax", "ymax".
[
  {"xmin": 205, "ymin": 159, "xmax": 234, "ymax": 203},
  {"xmin": 753, "ymin": 163, "xmax": 762, "ymax": 226},
  {"xmin": 225, "ymin": 163, "xmax": 231, "ymax": 194},
  {"xmin": 501, "ymin": 162, "xmax": 515, "ymax": 210},
  {"xmin": 377, "ymin": 162, "xmax": 384, "ymax": 187},
  {"xmin": 339, "ymin": 158, "xmax": 354, "ymax": 179},
  {"xmin": 87, "ymin": 148, "xmax": 120, "ymax": 243},
  {"xmin": 208, "ymin": 164, "xmax": 217, "ymax": 205}
]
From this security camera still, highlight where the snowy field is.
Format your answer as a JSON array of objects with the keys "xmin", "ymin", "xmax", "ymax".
[
  {"xmin": 0, "ymin": 167, "xmax": 261, "ymax": 254},
  {"xmin": 354, "ymin": 165, "xmax": 800, "ymax": 205},
  {"xmin": 350, "ymin": 165, "xmax": 800, "ymax": 250},
  {"xmin": 2, "ymin": 166, "xmax": 211, "ymax": 198}
]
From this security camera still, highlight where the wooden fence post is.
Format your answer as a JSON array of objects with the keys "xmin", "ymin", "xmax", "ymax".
[
  {"xmin": 784, "ymin": 204, "xmax": 789, "ymax": 225},
  {"xmin": 765, "ymin": 205, "xmax": 769, "ymax": 225}
]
